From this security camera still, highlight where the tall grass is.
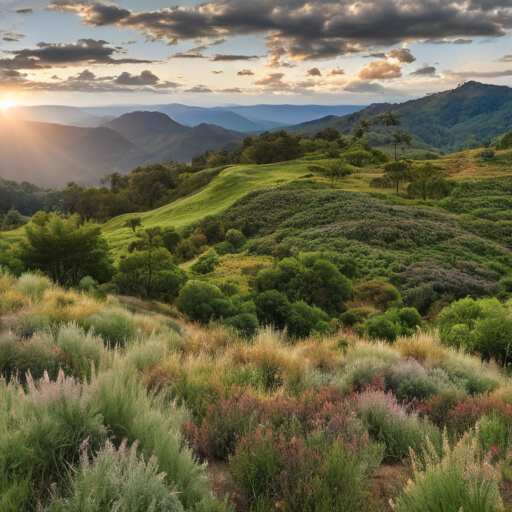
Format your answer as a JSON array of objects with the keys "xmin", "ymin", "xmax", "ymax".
[{"xmin": 395, "ymin": 430, "xmax": 503, "ymax": 512}]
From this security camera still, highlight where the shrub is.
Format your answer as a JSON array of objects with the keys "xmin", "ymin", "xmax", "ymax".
[
  {"xmin": 364, "ymin": 315, "xmax": 399, "ymax": 342},
  {"xmin": 83, "ymin": 309, "xmax": 136, "ymax": 348},
  {"xmin": 16, "ymin": 273, "xmax": 52, "ymax": 301},
  {"xmin": 395, "ymin": 431, "xmax": 503, "ymax": 512},
  {"xmin": 254, "ymin": 290, "xmax": 292, "ymax": 330},
  {"xmin": 46, "ymin": 440, "xmax": 184, "ymax": 512},
  {"xmin": 190, "ymin": 249, "xmax": 220, "ymax": 275},
  {"xmin": 340, "ymin": 307, "xmax": 376, "ymax": 327},
  {"xmin": 56, "ymin": 323, "xmax": 104, "ymax": 380},
  {"xmin": 225, "ymin": 229, "xmax": 246, "ymax": 249},
  {"xmin": 286, "ymin": 301, "xmax": 330, "ymax": 338},
  {"xmin": 353, "ymin": 280, "xmax": 402, "ymax": 310},
  {"xmin": 224, "ymin": 313, "xmax": 259, "ymax": 338},
  {"xmin": 78, "ymin": 276, "xmax": 97, "ymax": 292},
  {"xmin": 176, "ymin": 281, "xmax": 231, "ymax": 323},
  {"xmin": 357, "ymin": 389, "xmax": 436, "ymax": 460}
]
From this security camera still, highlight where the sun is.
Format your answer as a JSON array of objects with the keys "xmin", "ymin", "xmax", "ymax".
[{"xmin": 0, "ymin": 100, "xmax": 17, "ymax": 109}]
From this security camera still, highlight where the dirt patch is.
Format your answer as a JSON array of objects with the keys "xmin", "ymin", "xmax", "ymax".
[
  {"xmin": 206, "ymin": 459, "xmax": 233, "ymax": 501},
  {"xmin": 370, "ymin": 463, "xmax": 407, "ymax": 511}
]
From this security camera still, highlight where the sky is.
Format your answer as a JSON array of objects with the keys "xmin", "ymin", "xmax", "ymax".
[{"xmin": 1, "ymin": 0, "xmax": 512, "ymax": 107}]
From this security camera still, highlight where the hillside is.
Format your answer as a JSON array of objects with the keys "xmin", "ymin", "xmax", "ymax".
[
  {"xmin": 287, "ymin": 81, "xmax": 512, "ymax": 151},
  {"xmin": 0, "ymin": 114, "xmax": 152, "ymax": 187},
  {"xmin": 0, "ymin": 111, "xmax": 245, "ymax": 187},
  {"xmin": 104, "ymin": 111, "xmax": 245, "ymax": 163}
]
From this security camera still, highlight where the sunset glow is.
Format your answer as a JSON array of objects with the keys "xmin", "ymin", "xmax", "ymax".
[{"xmin": 0, "ymin": 100, "xmax": 17, "ymax": 109}]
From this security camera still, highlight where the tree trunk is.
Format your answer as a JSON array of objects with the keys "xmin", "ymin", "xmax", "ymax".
[{"xmin": 422, "ymin": 181, "xmax": 426, "ymax": 201}]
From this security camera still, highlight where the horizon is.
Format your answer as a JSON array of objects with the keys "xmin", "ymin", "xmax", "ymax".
[{"xmin": 1, "ymin": 1, "xmax": 512, "ymax": 107}]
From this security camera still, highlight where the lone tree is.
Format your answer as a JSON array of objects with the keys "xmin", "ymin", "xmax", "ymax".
[
  {"xmin": 383, "ymin": 160, "xmax": 411, "ymax": 195},
  {"xmin": 322, "ymin": 160, "xmax": 354, "ymax": 186},
  {"xmin": 411, "ymin": 162, "xmax": 439, "ymax": 200},
  {"xmin": 391, "ymin": 128, "xmax": 413, "ymax": 161},
  {"xmin": 123, "ymin": 216, "xmax": 142, "ymax": 234}
]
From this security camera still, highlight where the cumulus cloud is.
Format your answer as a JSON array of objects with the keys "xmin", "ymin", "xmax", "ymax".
[
  {"xmin": 357, "ymin": 60, "xmax": 403, "ymax": 80},
  {"xmin": 0, "ymin": 39, "xmax": 152, "ymax": 70},
  {"xmin": 387, "ymin": 47, "xmax": 416, "ymax": 63},
  {"xmin": 253, "ymin": 73, "xmax": 286, "ymax": 86},
  {"xmin": 212, "ymin": 70, "xmax": 224, "ymax": 74},
  {"xmin": 169, "ymin": 52, "xmax": 206, "ymax": 59},
  {"xmin": 307, "ymin": 67, "xmax": 322, "ymax": 76},
  {"xmin": 45, "ymin": 0, "xmax": 512, "ymax": 61},
  {"xmin": 328, "ymin": 67, "xmax": 345, "ymax": 76},
  {"xmin": 237, "ymin": 69, "xmax": 254, "ymax": 76},
  {"xmin": 344, "ymin": 80, "xmax": 388, "ymax": 93},
  {"xmin": 410, "ymin": 65, "xmax": 437, "ymax": 75}
]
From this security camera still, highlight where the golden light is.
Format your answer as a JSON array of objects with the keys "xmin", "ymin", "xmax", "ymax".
[{"xmin": 0, "ymin": 100, "xmax": 17, "ymax": 109}]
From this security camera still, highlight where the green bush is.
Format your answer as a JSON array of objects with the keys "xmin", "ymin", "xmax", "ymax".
[
  {"xmin": 364, "ymin": 316, "xmax": 399, "ymax": 342},
  {"xmin": 190, "ymin": 249, "xmax": 220, "ymax": 275},
  {"xmin": 47, "ymin": 440, "xmax": 184, "ymax": 512},
  {"xmin": 254, "ymin": 290, "xmax": 292, "ymax": 330},
  {"xmin": 438, "ymin": 297, "xmax": 512, "ymax": 365},
  {"xmin": 224, "ymin": 313, "xmax": 259, "ymax": 337},
  {"xmin": 225, "ymin": 229, "xmax": 246, "ymax": 249},
  {"xmin": 176, "ymin": 281, "xmax": 231, "ymax": 323},
  {"xmin": 78, "ymin": 276, "xmax": 97, "ymax": 292},
  {"xmin": 286, "ymin": 301, "xmax": 330, "ymax": 338}
]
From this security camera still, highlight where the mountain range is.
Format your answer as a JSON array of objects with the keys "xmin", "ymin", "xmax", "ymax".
[
  {"xmin": 0, "ymin": 112, "xmax": 244, "ymax": 187},
  {"xmin": 286, "ymin": 81, "xmax": 512, "ymax": 151}
]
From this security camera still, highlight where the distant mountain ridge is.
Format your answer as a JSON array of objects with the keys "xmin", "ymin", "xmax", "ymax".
[
  {"xmin": 286, "ymin": 81, "xmax": 512, "ymax": 151},
  {"xmin": 0, "ymin": 111, "xmax": 244, "ymax": 187}
]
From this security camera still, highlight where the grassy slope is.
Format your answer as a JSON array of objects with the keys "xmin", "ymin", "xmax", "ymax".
[{"xmin": 102, "ymin": 157, "xmax": 329, "ymax": 255}]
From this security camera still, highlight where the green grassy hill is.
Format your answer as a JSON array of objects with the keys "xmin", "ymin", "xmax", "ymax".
[{"xmin": 102, "ymin": 157, "xmax": 333, "ymax": 255}]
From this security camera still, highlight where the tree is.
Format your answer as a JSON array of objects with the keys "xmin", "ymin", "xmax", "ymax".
[
  {"xmin": 353, "ymin": 119, "xmax": 371, "ymax": 139},
  {"xmin": 314, "ymin": 127, "xmax": 341, "ymax": 142},
  {"xmin": 123, "ymin": 216, "xmax": 142, "ymax": 234},
  {"xmin": 411, "ymin": 163, "xmax": 439, "ymax": 201},
  {"xmin": 19, "ymin": 213, "xmax": 114, "ymax": 286},
  {"xmin": 383, "ymin": 160, "xmax": 411, "ymax": 195},
  {"xmin": 383, "ymin": 111, "xmax": 400, "ymax": 128},
  {"xmin": 391, "ymin": 128, "xmax": 413, "ymax": 161},
  {"xmin": 322, "ymin": 160, "xmax": 354, "ymax": 185}
]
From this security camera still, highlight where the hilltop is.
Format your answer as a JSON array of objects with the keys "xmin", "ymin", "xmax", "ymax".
[{"xmin": 287, "ymin": 81, "xmax": 512, "ymax": 151}]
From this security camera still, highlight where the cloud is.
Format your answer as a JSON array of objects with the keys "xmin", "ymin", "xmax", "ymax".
[
  {"xmin": 221, "ymin": 87, "xmax": 242, "ymax": 93},
  {"xmin": 115, "ymin": 70, "xmax": 160, "ymax": 86},
  {"xmin": 187, "ymin": 38, "xmax": 227, "ymax": 52},
  {"xmin": 169, "ymin": 52, "xmax": 206, "ymax": 59},
  {"xmin": 344, "ymin": 81, "xmax": 388, "ymax": 93},
  {"xmin": 212, "ymin": 70, "xmax": 224, "ymax": 74},
  {"xmin": 0, "ymin": 66, "xmax": 181, "ymax": 94},
  {"xmin": 184, "ymin": 85, "xmax": 213, "ymax": 93},
  {"xmin": 364, "ymin": 52, "xmax": 387, "ymax": 59},
  {"xmin": 387, "ymin": 47, "xmax": 416, "ymax": 63},
  {"xmin": 12, "ymin": 8, "xmax": 35, "ymax": 14},
  {"xmin": 46, "ymin": 0, "xmax": 512, "ymax": 61},
  {"xmin": 410, "ymin": 65, "xmax": 437, "ymax": 75},
  {"xmin": 328, "ymin": 67, "xmax": 345, "ymax": 76},
  {"xmin": 307, "ymin": 67, "xmax": 322, "ymax": 76},
  {"xmin": 357, "ymin": 60, "xmax": 402, "ymax": 80},
  {"xmin": 253, "ymin": 73, "xmax": 286, "ymax": 86},
  {"xmin": 0, "ymin": 39, "xmax": 153, "ymax": 70},
  {"xmin": 425, "ymin": 38, "xmax": 473, "ymax": 44},
  {"xmin": 444, "ymin": 68, "xmax": 512, "ymax": 79},
  {"xmin": 237, "ymin": 69, "xmax": 254, "ymax": 76},
  {"xmin": 211, "ymin": 54, "xmax": 260, "ymax": 61},
  {"xmin": 495, "ymin": 54, "xmax": 512, "ymax": 62}
]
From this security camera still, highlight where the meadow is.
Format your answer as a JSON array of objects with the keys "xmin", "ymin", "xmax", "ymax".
[{"xmin": 1, "ymin": 271, "xmax": 512, "ymax": 511}]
